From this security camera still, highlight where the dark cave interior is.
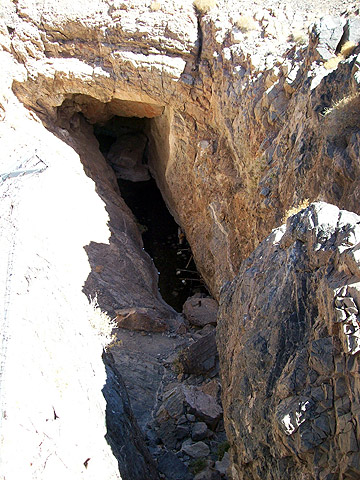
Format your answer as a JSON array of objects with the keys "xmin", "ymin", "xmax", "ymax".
[{"xmin": 93, "ymin": 116, "xmax": 208, "ymax": 312}]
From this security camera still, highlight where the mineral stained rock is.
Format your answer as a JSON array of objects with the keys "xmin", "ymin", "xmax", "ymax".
[{"xmin": 218, "ymin": 202, "xmax": 360, "ymax": 480}]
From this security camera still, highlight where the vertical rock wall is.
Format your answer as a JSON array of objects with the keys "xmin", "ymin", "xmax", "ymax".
[{"xmin": 218, "ymin": 203, "xmax": 360, "ymax": 480}]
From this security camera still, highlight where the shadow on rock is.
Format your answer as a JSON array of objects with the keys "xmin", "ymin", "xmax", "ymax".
[{"xmin": 102, "ymin": 351, "xmax": 160, "ymax": 480}]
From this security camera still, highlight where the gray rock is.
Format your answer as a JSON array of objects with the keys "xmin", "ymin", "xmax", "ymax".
[
  {"xmin": 176, "ymin": 424, "xmax": 190, "ymax": 440},
  {"xmin": 182, "ymin": 441, "xmax": 210, "ymax": 458},
  {"xmin": 176, "ymin": 331, "xmax": 218, "ymax": 376},
  {"xmin": 215, "ymin": 451, "xmax": 230, "ymax": 476},
  {"xmin": 183, "ymin": 386, "xmax": 223, "ymax": 429},
  {"xmin": 194, "ymin": 468, "xmax": 222, "ymax": 480},
  {"xmin": 156, "ymin": 419, "xmax": 178, "ymax": 450},
  {"xmin": 192, "ymin": 422, "xmax": 209, "ymax": 441},
  {"xmin": 157, "ymin": 451, "xmax": 192, "ymax": 480}
]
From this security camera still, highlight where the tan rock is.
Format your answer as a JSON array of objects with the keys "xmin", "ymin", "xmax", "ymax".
[
  {"xmin": 115, "ymin": 308, "xmax": 169, "ymax": 332},
  {"xmin": 183, "ymin": 296, "xmax": 218, "ymax": 327}
]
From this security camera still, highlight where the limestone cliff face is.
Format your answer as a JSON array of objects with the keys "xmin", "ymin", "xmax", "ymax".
[{"xmin": 218, "ymin": 202, "xmax": 360, "ymax": 480}]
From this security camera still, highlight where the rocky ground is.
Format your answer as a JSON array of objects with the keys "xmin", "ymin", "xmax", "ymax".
[{"xmin": 109, "ymin": 299, "xmax": 229, "ymax": 480}]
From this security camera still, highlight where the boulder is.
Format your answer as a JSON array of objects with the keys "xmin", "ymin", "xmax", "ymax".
[
  {"xmin": 218, "ymin": 203, "xmax": 360, "ymax": 480},
  {"xmin": 176, "ymin": 331, "xmax": 218, "ymax": 376},
  {"xmin": 183, "ymin": 386, "xmax": 223, "ymax": 429},
  {"xmin": 182, "ymin": 441, "xmax": 210, "ymax": 458},
  {"xmin": 183, "ymin": 296, "xmax": 218, "ymax": 328},
  {"xmin": 192, "ymin": 422, "xmax": 209, "ymax": 441}
]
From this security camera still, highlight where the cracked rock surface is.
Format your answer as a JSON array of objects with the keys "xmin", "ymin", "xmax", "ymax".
[{"xmin": 218, "ymin": 202, "xmax": 360, "ymax": 480}]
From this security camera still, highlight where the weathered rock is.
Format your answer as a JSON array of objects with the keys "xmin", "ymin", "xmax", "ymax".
[
  {"xmin": 218, "ymin": 202, "xmax": 360, "ymax": 480},
  {"xmin": 6, "ymin": 0, "xmax": 360, "ymax": 302},
  {"xmin": 102, "ymin": 353, "xmax": 160, "ymax": 480},
  {"xmin": 157, "ymin": 451, "xmax": 192, "ymax": 480},
  {"xmin": 184, "ymin": 386, "xmax": 223, "ymax": 429},
  {"xmin": 115, "ymin": 307, "xmax": 169, "ymax": 333},
  {"xmin": 182, "ymin": 441, "xmax": 210, "ymax": 458},
  {"xmin": 177, "ymin": 331, "xmax": 219, "ymax": 376},
  {"xmin": 156, "ymin": 419, "xmax": 178, "ymax": 450},
  {"xmin": 192, "ymin": 422, "xmax": 209, "ymax": 441},
  {"xmin": 1, "ymin": 1, "xmax": 360, "ymax": 479},
  {"xmin": 183, "ymin": 296, "xmax": 218, "ymax": 327},
  {"xmin": 107, "ymin": 132, "xmax": 150, "ymax": 182},
  {"xmin": 194, "ymin": 468, "xmax": 222, "ymax": 480}
]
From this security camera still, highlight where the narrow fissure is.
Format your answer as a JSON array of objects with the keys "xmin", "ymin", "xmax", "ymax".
[
  {"xmin": 94, "ymin": 117, "xmax": 208, "ymax": 312},
  {"xmin": 53, "ymin": 98, "xmax": 226, "ymax": 480}
]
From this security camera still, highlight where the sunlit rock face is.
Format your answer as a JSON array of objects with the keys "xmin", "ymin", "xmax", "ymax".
[{"xmin": 218, "ymin": 202, "xmax": 360, "ymax": 480}]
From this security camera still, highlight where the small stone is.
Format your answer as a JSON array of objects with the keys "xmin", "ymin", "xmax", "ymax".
[
  {"xmin": 192, "ymin": 422, "xmax": 209, "ymax": 441},
  {"xmin": 194, "ymin": 468, "xmax": 221, "ymax": 480},
  {"xmin": 335, "ymin": 308, "xmax": 347, "ymax": 322},
  {"xmin": 215, "ymin": 451, "xmax": 230, "ymax": 476},
  {"xmin": 176, "ymin": 425, "xmax": 190, "ymax": 440},
  {"xmin": 346, "ymin": 307, "xmax": 358, "ymax": 315},
  {"xmin": 182, "ymin": 441, "xmax": 210, "ymax": 458},
  {"xmin": 177, "ymin": 415, "xmax": 188, "ymax": 425},
  {"xmin": 187, "ymin": 414, "xmax": 196, "ymax": 422}
]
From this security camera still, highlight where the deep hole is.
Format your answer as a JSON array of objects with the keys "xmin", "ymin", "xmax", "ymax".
[{"xmin": 94, "ymin": 117, "xmax": 208, "ymax": 312}]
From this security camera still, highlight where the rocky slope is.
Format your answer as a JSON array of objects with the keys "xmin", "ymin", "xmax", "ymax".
[
  {"xmin": 0, "ymin": 0, "xmax": 360, "ymax": 479},
  {"xmin": 218, "ymin": 202, "xmax": 360, "ymax": 480}
]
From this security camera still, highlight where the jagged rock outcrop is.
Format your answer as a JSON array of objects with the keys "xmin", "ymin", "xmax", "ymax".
[{"xmin": 218, "ymin": 202, "xmax": 360, "ymax": 480}]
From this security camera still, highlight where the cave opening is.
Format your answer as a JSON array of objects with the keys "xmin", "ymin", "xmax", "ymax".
[{"xmin": 92, "ymin": 114, "xmax": 208, "ymax": 312}]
